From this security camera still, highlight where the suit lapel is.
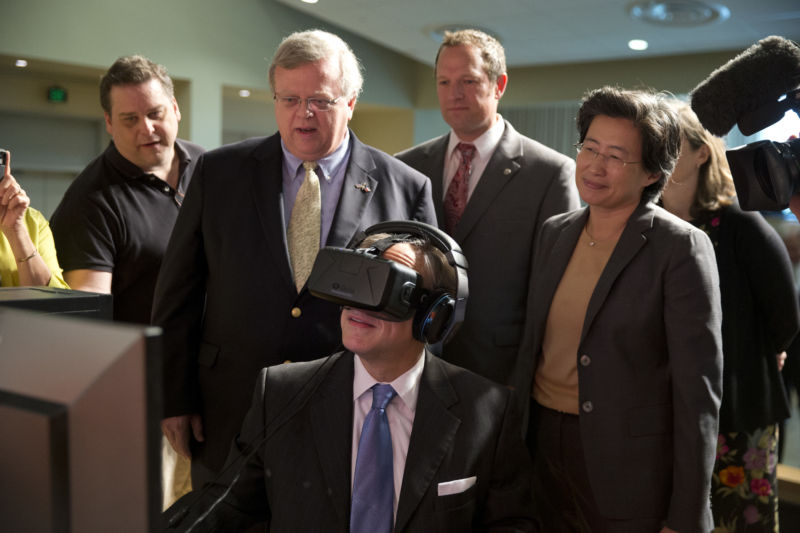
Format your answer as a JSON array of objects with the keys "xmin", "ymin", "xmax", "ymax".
[
  {"xmin": 310, "ymin": 353, "xmax": 355, "ymax": 527},
  {"xmin": 581, "ymin": 202, "xmax": 655, "ymax": 341},
  {"xmin": 455, "ymin": 121, "xmax": 521, "ymax": 242},
  {"xmin": 394, "ymin": 352, "xmax": 461, "ymax": 531},
  {"xmin": 531, "ymin": 209, "xmax": 587, "ymax": 347},
  {"xmin": 250, "ymin": 135, "xmax": 295, "ymax": 291},
  {"xmin": 327, "ymin": 133, "xmax": 378, "ymax": 247}
]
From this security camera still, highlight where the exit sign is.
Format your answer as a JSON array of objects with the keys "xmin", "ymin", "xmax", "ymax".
[{"xmin": 47, "ymin": 86, "xmax": 68, "ymax": 103}]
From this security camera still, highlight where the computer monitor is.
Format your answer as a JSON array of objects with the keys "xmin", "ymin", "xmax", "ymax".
[
  {"xmin": 0, "ymin": 308, "xmax": 162, "ymax": 533},
  {"xmin": 0, "ymin": 287, "xmax": 112, "ymax": 319}
]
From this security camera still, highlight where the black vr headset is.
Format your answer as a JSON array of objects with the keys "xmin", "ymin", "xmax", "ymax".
[{"xmin": 307, "ymin": 220, "xmax": 468, "ymax": 345}]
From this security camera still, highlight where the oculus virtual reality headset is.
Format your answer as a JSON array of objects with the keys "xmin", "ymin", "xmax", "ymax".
[{"xmin": 307, "ymin": 220, "xmax": 468, "ymax": 345}]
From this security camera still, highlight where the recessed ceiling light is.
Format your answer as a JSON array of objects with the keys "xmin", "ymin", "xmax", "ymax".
[
  {"xmin": 301, "ymin": 0, "xmax": 318, "ymax": 4},
  {"xmin": 15, "ymin": 59, "xmax": 28, "ymax": 68},
  {"xmin": 629, "ymin": 39, "xmax": 649, "ymax": 51},
  {"xmin": 238, "ymin": 89, "xmax": 251, "ymax": 98},
  {"xmin": 628, "ymin": 1, "xmax": 730, "ymax": 27}
]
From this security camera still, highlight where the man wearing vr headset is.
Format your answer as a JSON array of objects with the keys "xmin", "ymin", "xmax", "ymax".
[{"xmin": 164, "ymin": 223, "xmax": 535, "ymax": 532}]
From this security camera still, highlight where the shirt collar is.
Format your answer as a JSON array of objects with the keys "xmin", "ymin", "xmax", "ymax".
[
  {"xmin": 105, "ymin": 139, "xmax": 191, "ymax": 186},
  {"xmin": 105, "ymin": 141, "xmax": 146, "ymax": 180},
  {"xmin": 446, "ymin": 113, "xmax": 504, "ymax": 161},
  {"xmin": 281, "ymin": 130, "xmax": 351, "ymax": 183},
  {"xmin": 353, "ymin": 350, "xmax": 425, "ymax": 413}
]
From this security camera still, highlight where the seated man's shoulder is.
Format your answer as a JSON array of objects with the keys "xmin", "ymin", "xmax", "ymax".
[
  {"xmin": 259, "ymin": 352, "xmax": 346, "ymax": 397},
  {"xmin": 433, "ymin": 356, "xmax": 510, "ymax": 403}
]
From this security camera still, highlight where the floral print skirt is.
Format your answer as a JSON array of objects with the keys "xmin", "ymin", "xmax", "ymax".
[{"xmin": 712, "ymin": 424, "xmax": 779, "ymax": 533}]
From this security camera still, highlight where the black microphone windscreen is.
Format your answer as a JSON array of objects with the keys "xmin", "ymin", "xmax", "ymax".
[{"xmin": 690, "ymin": 36, "xmax": 800, "ymax": 136}]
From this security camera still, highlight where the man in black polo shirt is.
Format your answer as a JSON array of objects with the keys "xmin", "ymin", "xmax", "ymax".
[{"xmin": 50, "ymin": 55, "xmax": 203, "ymax": 324}]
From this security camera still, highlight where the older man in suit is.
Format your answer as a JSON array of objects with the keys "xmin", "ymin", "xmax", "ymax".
[
  {"xmin": 396, "ymin": 29, "xmax": 579, "ymax": 395},
  {"xmin": 164, "ymin": 227, "xmax": 536, "ymax": 532},
  {"xmin": 153, "ymin": 30, "xmax": 436, "ymax": 487}
]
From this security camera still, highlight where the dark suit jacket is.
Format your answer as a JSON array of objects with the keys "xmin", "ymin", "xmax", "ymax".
[
  {"xmin": 166, "ymin": 351, "xmax": 536, "ymax": 532},
  {"xmin": 396, "ymin": 121, "xmax": 579, "ymax": 399},
  {"xmin": 152, "ymin": 131, "xmax": 436, "ymax": 472},
  {"xmin": 514, "ymin": 201, "xmax": 723, "ymax": 532}
]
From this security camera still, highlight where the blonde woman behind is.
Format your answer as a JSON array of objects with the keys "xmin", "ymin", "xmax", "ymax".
[{"xmin": 662, "ymin": 102, "xmax": 799, "ymax": 532}]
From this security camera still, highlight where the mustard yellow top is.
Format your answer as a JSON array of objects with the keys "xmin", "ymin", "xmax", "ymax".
[
  {"xmin": 533, "ymin": 227, "xmax": 616, "ymax": 414},
  {"xmin": 0, "ymin": 208, "xmax": 69, "ymax": 288}
]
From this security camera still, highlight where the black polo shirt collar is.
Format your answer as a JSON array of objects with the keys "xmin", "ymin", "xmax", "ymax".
[{"xmin": 104, "ymin": 140, "xmax": 193, "ymax": 206}]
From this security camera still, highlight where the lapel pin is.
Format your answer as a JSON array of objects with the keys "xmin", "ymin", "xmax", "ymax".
[
  {"xmin": 503, "ymin": 168, "xmax": 512, "ymax": 175},
  {"xmin": 355, "ymin": 182, "xmax": 372, "ymax": 193}
]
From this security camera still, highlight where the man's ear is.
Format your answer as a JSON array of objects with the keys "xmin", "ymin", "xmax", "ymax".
[
  {"xmin": 345, "ymin": 95, "xmax": 357, "ymax": 120},
  {"xmin": 494, "ymin": 74, "xmax": 508, "ymax": 99},
  {"xmin": 172, "ymin": 97, "xmax": 182, "ymax": 123},
  {"xmin": 104, "ymin": 113, "xmax": 113, "ymax": 135}
]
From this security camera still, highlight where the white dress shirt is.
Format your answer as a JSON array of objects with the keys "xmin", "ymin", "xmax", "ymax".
[
  {"xmin": 443, "ymin": 114, "xmax": 505, "ymax": 201},
  {"xmin": 351, "ymin": 351, "xmax": 425, "ymax": 519}
]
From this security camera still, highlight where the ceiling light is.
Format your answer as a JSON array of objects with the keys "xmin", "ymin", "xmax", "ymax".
[
  {"xmin": 238, "ymin": 89, "xmax": 251, "ymax": 98},
  {"xmin": 15, "ymin": 59, "xmax": 28, "ymax": 68},
  {"xmin": 628, "ymin": 1, "xmax": 730, "ymax": 26},
  {"xmin": 301, "ymin": 0, "xmax": 318, "ymax": 4},
  {"xmin": 629, "ymin": 39, "xmax": 649, "ymax": 51}
]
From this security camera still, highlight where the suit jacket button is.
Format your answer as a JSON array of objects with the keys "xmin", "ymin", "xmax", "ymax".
[
  {"xmin": 580, "ymin": 354, "xmax": 591, "ymax": 366},
  {"xmin": 291, "ymin": 307, "xmax": 302, "ymax": 318},
  {"xmin": 582, "ymin": 401, "xmax": 593, "ymax": 413}
]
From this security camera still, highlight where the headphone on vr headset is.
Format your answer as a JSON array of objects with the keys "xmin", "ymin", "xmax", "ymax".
[
  {"xmin": 358, "ymin": 221, "xmax": 468, "ymax": 345},
  {"xmin": 307, "ymin": 220, "xmax": 468, "ymax": 345}
]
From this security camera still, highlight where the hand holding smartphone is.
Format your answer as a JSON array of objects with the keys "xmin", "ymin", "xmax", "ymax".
[{"xmin": 0, "ymin": 149, "xmax": 8, "ymax": 180}]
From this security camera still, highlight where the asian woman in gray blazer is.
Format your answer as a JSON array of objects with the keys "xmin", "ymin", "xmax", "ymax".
[{"xmin": 515, "ymin": 87, "xmax": 723, "ymax": 533}]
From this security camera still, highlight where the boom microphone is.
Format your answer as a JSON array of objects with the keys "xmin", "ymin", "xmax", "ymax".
[{"xmin": 690, "ymin": 36, "xmax": 800, "ymax": 136}]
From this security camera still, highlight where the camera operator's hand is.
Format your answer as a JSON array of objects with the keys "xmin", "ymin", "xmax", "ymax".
[
  {"xmin": 0, "ymin": 152, "xmax": 30, "ymax": 233},
  {"xmin": 0, "ymin": 150, "xmax": 54, "ymax": 286}
]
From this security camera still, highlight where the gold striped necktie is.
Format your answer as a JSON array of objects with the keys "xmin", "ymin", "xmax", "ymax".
[{"xmin": 287, "ymin": 161, "xmax": 321, "ymax": 292}]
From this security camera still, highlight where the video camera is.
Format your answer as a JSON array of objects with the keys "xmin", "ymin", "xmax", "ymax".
[{"xmin": 690, "ymin": 36, "xmax": 800, "ymax": 211}]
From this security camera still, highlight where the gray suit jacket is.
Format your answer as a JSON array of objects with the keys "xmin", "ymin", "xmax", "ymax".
[
  {"xmin": 166, "ymin": 351, "xmax": 537, "ymax": 532},
  {"xmin": 396, "ymin": 121, "xmax": 579, "ymax": 398},
  {"xmin": 515, "ymin": 201, "xmax": 723, "ymax": 532},
  {"xmin": 152, "ymin": 131, "xmax": 436, "ymax": 473}
]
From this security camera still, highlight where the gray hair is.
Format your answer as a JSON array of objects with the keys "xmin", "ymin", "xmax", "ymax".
[{"xmin": 268, "ymin": 29, "xmax": 364, "ymax": 100}]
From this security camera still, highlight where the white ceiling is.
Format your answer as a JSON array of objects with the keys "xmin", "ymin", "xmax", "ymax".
[{"xmin": 275, "ymin": 0, "xmax": 800, "ymax": 67}]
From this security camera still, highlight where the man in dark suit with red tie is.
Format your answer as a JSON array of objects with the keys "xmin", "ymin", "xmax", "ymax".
[
  {"xmin": 164, "ymin": 224, "xmax": 536, "ymax": 532},
  {"xmin": 153, "ymin": 30, "xmax": 437, "ymax": 488},
  {"xmin": 396, "ymin": 30, "xmax": 579, "ymax": 404}
]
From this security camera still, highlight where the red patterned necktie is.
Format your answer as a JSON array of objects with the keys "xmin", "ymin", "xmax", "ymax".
[{"xmin": 444, "ymin": 143, "xmax": 476, "ymax": 234}]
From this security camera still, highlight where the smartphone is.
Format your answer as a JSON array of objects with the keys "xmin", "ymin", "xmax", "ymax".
[{"xmin": 0, "ymin": 149, "xmax": 7, "ymax": 180}]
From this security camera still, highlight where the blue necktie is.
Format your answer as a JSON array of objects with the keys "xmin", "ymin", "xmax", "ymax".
[{"xmin": 350, "ymin": 383, "xmax": 397, "ymax": 533}]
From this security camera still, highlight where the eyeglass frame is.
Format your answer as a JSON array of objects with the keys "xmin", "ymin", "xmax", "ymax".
[
  {"xmin": 273, "ymin": 94, "xmax": 343, "ymax": 112},
  {"xmin": 574, "ymin": 142, "xmax": 641, "ymax": 170}
]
